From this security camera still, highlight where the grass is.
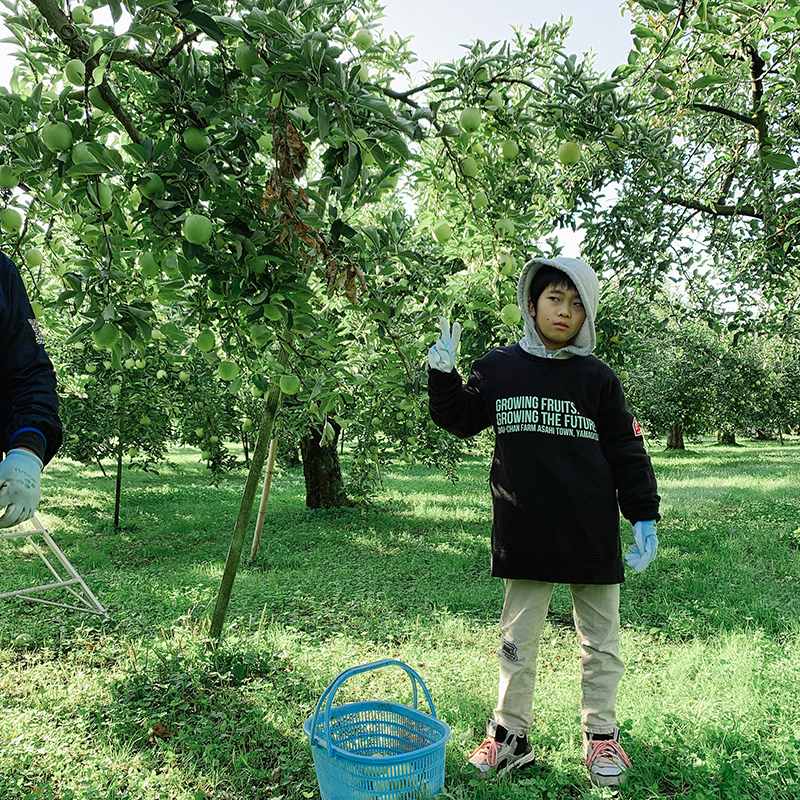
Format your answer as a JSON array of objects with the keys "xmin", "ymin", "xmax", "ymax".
[{"xmin": 1, "ymin": 438, "xmax": 800, "ymax": 799}]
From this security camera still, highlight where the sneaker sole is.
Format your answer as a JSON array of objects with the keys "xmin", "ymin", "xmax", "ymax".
[
  {"xmin": 466, "ymin": 749, "xmax": 537, "ymax": 781},
  {"xmin": 589, "ymin": 770, "xmax": 627, "ymax": 788}
]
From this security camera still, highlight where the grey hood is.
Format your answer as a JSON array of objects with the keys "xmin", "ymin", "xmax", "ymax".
[{"xmin": 516, "ymin": 256, "xmax": 599, "ymax": 359}]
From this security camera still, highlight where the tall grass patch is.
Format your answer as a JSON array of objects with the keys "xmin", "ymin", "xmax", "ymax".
[{"xmin": 1, "ymin": 438, "xmax": 799, "ymax": 798}]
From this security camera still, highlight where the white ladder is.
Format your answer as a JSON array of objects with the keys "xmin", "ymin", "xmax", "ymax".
[{"xmin": 0, "ymin": 515, "xmax": 108, "ymax": 618}]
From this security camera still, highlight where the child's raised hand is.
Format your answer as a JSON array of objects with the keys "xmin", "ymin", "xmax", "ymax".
[
  {"xmin": 625, "ymin": 520, "xmax": 658, "ymax": 572},
  {"xmin": 428, "ymin": 317, "xmax": 461, "ymax": 373}
]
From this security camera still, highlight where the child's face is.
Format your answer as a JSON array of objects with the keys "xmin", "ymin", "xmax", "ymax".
[{"xmin": 528, "ymin": 282, "xmax": 587, "ymax": 350}]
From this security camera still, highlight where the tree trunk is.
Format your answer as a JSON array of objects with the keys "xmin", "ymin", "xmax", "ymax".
[
  {"xmin": 209, "ymin": 348, "xmax": 288, "ymax": 641},
  {"xmin": 666, "ymin": 422, "xmax": 685, "ymax": 450},
  {"xmin": 717, "ymin": 428, "xmax": 737, "ymax": 445},
  {"xmin": 299, "ymin": 418, "xmax": 351, "ymax": 508}
]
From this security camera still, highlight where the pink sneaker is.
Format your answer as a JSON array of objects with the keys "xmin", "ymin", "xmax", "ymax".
[
  {"xmin": 584, "ymin": 727, "xmax": 632, "ymax": 787},
  {"xmin": 465, "ymin": 720, "xmax": 536, "ymax": 779}
]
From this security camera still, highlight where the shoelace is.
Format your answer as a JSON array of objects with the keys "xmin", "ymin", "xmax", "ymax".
[
  {"xmin": 585, "ymin": 739, "xmax": 632, "ymax": 770},
  {"xmin": 470, "ymin": 737, "xmax": 501, "ymax": 767}
]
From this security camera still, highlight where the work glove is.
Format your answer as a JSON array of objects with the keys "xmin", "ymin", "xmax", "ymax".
[
  {"xmin": 0, "ymin": 449, "xmax": 44, "ymax": 529},
  {"xmin": 428, "ymin": 317, "xmax": 461, "ymax": 373},
  {"xmin": 625, "ymin": 520, "xmax": 657, "ymax": 572}
]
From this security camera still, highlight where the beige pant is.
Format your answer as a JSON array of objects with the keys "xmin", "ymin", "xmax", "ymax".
[{"xmin": 493, "ymin": 579, "xmax": 623, "ymax": 737}]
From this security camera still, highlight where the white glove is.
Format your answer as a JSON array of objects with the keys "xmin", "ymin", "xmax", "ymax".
[
  {"xmin": 0, "ymin": 449, "xmax": 43, "ymax": 529},
  {"xmin": 625, "ymin": 520, "xmax": 658, "ymax": 572},
  {"xmin": 428, "ymin": 317, "xmax": 461, "ymax": 373}
]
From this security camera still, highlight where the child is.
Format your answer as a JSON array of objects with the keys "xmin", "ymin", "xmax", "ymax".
[{"xmin": 427, "ymin": 257, "xmax": 659, "ymax": 787}]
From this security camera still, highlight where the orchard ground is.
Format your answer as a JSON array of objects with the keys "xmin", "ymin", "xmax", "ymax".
[{"xmin": 1, "ymin": 438, "xmax": 799, "ymax": 799}]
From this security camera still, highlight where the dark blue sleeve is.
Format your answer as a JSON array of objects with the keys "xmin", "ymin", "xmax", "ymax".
[{"xmin": 0, "ymin": 252, "xmax": 62, "ymax": 465}]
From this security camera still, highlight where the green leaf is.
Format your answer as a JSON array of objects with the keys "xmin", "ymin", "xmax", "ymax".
[
  {"xmin": 357, "ymin": 95, "xmax": 394, "ymax": 118},
  {"xmin": 67, "ymin": 162, "xmax": 107, "ymax": 177},
  {"xmin": 763, "ymin": 152, "xmax": 796, "ymax": 170},
  {"xmin": 437, "ymin": 123, "xmax": 460, "ymax": 138},
  {"xmin": 589, "ymin": 80, "xmax": 621, "ymax": 94},
  {"xmin": 631, "ymin": 24, "xmax": 661, "ymax": 39},
  {"xmin": 655, "ymin": 74, "xmax": 679, "ymax": 91},
  {"xmin": 690, "ymin": 75, "xmax": 728, "ymax": 89},
  {"xmin": 372, "ymin": 130, "xmax": 410, "ymax": 159},
  {"xmin": 650, "ymin": 84, "xmax": 671, "ymax": 101}
]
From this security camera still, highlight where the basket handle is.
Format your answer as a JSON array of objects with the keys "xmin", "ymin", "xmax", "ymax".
[{"xmin": 310, "ymin": 659, "xmax": 439, "ymax": 754}]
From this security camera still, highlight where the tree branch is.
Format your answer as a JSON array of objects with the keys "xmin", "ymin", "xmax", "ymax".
[
  {"xmin": 692, "ymin": 103, "xmax": 756, "ymax": 127},
  {"xmin": 660, "ymin": 192, "xmax": 762, "ymax": 219},
  {"xmin": 28, "ymin": 0, "xmax": 87, "ymax": 57}
]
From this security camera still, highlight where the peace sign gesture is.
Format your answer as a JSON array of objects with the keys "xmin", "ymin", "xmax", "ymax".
[{"xmin": 428, "ymin": 317, "xmax": 461, "ymax": 373}]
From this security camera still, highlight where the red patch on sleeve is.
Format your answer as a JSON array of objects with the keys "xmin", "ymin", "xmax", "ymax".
[{"xmin": 632, "ymin": 417, "xmax": 643, "ymax": 437}]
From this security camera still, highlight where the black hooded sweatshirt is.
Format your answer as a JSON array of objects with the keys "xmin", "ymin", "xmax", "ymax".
[
  {"xmin": 0, "ymin": 252, "xmax": 62, "ymax": 465},
  {"xmin": 428, "ymin": 257, "xmax": 659, "ymax": 585}
]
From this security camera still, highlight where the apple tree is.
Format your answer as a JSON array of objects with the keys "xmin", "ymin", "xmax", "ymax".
[{"xmin": 581, "ymin": 0, "xmax": 800, "ymax": 331}]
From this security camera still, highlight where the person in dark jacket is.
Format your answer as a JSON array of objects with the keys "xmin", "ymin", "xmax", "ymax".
[
  {"xmin": 427, "ymin": 257, "xmax": 659, "ymax": 788},
  {"xmin": 0, "ymin": 251, "xmax": 62, "ymax": 528}
]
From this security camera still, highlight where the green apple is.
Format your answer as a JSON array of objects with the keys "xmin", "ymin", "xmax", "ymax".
[
  {"xmin": 353, "ymin": 28, "xmax": 373, "ymax": 49},
  {"xmin": 500, "ymin": 140, "xmax": 519, "ymax": 161},
  {"xmin": 41, "ymin": 122, "xmax": 73, "ymax": 153},
  {"xmin": 182, "ymin": 127, "xmax": 209, "ymax": 154},
  {"xmin": 71, "ymin": 142, "xmax": 97, "ymax": 165},
  {"xmin": 0, "ymin": 208, "xmax": 23, "ymax": 234},
  {"xmin": 109, "ymin": 383, "xmax": 121, "ymax": 395},
  {"xmin": 182, "ymin": 214, "xmax": 213, "ymax": 245},
  {"xmin": 500, "ymin": 303, "xmax": 522, "ymax": 326},
  {"xmin": 461, "ymin": 156, "xmax": 478, "ymax": 178},
  {"xmin": 279, "ymin": 373, "xmax": 301, "ymax": 395},
  {"xmin": 241, "ymin": 418, "xmax": 253, "ymax": 432},
  {"xmin": 218, "ymin": 361, "xmax": 239, "ymax": 381},
  {"xmin": 157, "ymin": 369, "xmax": 168, "ymax": 379},
  {"xmin": 557, "ymin": 140, "xmax": 582, "ymax": 166},
  {"xmin": 124, "ymin": 357, "xmax": 136, "ymax": 370},
  {"xmin": 485, "ymin": 90, "xmax": 503, "ymax": 114},
  {"xmin": 95, "ymin": 182, "xmax": 112, "ymax": 211},
  {"xmin": 139, "ymin": 252, "xmax": 159, "ymax": 277},
  {"xmin": 473, "ymin": 190, "xmax": 489, "ymax": 209},
  {"xmin": 64, "ymin": 58, "xmax": 86, "ymax": 86},
  {"xmin": 195, "ymin": 427, "xmax": 204, "ymax": 437},
  {"xmin": 71, "ymin": 4, "xmax": 93, "ymax": 24},
  {"xmin": 293, "ymin": 106, "xmax": 314, "ymax": 124},
  {"xmin": 178, "ymin": 370, "xmax": 191, "ymax": 383},
  {"xmin": 499, "ymin": 253, "xmax": 516, "ymax": 275},
  {"xmin": 433, "ymin": 221, "xmax": 452, "ymax": 243},
  {"xmin": 135, "ymin": 359, "xmax": 145, "ymax": 369},
  {"xmin": 495, "ymin": 217, "xmax": 515, "ymax": 237},
  {"xmin": 140, "ymin": 415, "xmax": 151, "ymax": 427},
  {"xmin": 619, "ymin": 370, "xmax": 629, "ymax": 380},
  {"xmin": 25, "ymin": 247, "xmax": 44, "ymax": 267},
  {"xmin": 209, "ymin": 435, "xmax": 219, "ymax": 444},
  {"xmin": 196, "ymin": 329, "xmax": 215, "ymax": 352},
  {"xmin": 14, "ymin": 633, "xmax": 34, "ymax": 648},
  {"xmin": 459, "ymin": 107, "xmax": 482, "ymax": 133},
  {"xmin": 257, "ymin": 132, "xmax": 273, "ymax": 153},
  {"xmin": 235, "ymin": 43, "xmax": 264, "ymax": 76},
  {"xmin": 87, "ymin": 86, "xmax": 111, "ymax": 112},
  {"xmin": 0, "ymin": 165, "xmax": 18, "ymax": 188},
  {"xmin": 139, "ymin": 172, "xmax": 165, "ymax": 200},
  {"xmin": 200, "ymin": 450, "xmax": 212, "ymax": 460},
  {"xmin": 85, "ymin": 363, "xmax": 97, "ymax": 374}
]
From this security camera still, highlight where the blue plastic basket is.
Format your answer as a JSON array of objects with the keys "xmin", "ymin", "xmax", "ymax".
[{"xmin": 303, "ymin": 659, "xmax": 451, "ymax": 800}]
